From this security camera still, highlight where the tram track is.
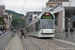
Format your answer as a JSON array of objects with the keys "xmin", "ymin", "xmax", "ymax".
[
  {"xmin": 21, "ymin": 35, "xmax": 75, "ymax": 50},
  {"xmin": 28, "ymin": 37, "xmax": 62, "ymax": 50},
  {"xmin": 27, "ymin": 38, "xmax": 43, "ymax": 50},
  {"xmin": 21, "ymin": 37, "xmax": 42, "ymax": 50},
  {"xmin": 21, "ymin": 38, "xmax": 27, "ymax": 50},
  {"xmin": 44, "ymin": 38, "xmax": 75, "ymax": 50}
]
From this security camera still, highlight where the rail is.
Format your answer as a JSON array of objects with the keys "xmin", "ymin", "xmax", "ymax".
[
  {"xmin": 21, "ymin": 38, "xmax": 27, "ymax": 50},
  {"xmin": 0, "ymin": 31, "xmax": 15, "ymax": 50},
  {"xmin": 27, "ymin": 38, "xmax": 42, "ymax": 50}
]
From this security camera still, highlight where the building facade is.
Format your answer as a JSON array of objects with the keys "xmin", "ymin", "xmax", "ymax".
[
  {"xmin": 0, "ymin": 13, "xmax": 12, "ymax": 30},
  {"xmin": 25, "ymin": 12, "xmax": 41, "ymax": 27},
  {"xmin": 46, "ymin": 0, "xmax": 69, "ymax": 7},
  {"xmin": 46, "ymin": 0, "xmax": 75, "ymax": 32},
  {"xmin": 0, "ymin": 5, "xmax": 12, "ymax": 30},
  {"xmin": 0, "ymin": 5, "xmax": 5, "ymax": 13}
]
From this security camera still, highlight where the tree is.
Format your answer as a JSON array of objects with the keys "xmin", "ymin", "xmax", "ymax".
[
  {"xmin": 0, "ymin": 16, "xmax": 6, "ymax": 26},
  {"xmin": 12, "ymin": 18, "xmax": 26, "ymax": 28}
]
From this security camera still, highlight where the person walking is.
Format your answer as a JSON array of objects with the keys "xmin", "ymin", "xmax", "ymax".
[
  {"xmin": 1, "ymin": 25, "xmax": 5, "ymax": 34},
  {"xmin": 20, "ymin": 27, "xmax": 26, "ymax": 38}
]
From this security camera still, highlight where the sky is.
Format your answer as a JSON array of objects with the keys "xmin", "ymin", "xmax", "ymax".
[
  {"xmin": 0, "ymin": 0, "xmax": 48, "ymax": 15},
  {"xmin": 0, "ymin": 0, "xmax": 75, "ymax": 15}
]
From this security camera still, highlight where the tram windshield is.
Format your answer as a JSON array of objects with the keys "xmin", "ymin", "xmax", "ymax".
[
  {"xmin": 41, "ymin": 13, "xmax": 54, "ymax": 29},
  {"xmin": 41, "ymin": 19, "xmax": 54, "ymax": 29}
]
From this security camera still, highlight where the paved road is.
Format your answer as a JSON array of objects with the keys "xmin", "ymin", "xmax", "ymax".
[{"xmin": 17, "ymin": 30, "xmax": 75, "ymax": 50}]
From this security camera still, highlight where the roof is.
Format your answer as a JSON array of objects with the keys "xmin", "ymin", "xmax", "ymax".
[
  {"xmin": 49, "ymin": 0, "xmax": 69, "ymax": 2},
  {"xmin": 64, "ymin": 7, "xmax": 75, "ymax": 11},
  {"xmin": 46, "ymin": 0, "xmax": 69, "ymax": 5},
  {"xmin": 0, "ymin": 13, "xmax": 8, "ymax": 18}
]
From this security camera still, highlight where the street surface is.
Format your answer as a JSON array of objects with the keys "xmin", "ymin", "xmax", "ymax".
[
  {"xmin": 5, "ymin": 34, "xmax": 24, "ymax": 50},
  {"xmin": 17, "ymin": 30, "xmax": 75, "ymax": 50}
]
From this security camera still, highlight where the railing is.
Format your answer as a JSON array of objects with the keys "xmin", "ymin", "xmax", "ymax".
[
  {"xmin": 0, "ymin": 31, "xmax": 15, "ymax": 50},
  {"xmin": 55, "ymin": 32, "xmax": 75, "ymax": 42}
]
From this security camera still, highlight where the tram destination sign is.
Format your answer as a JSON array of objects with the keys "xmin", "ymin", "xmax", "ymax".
[
  {"xmin": 41, "ymin": 13, "xmax": 54, "ymax": 19},
  {"xmin": 41, "ymin": 16, "xmax": 53, "ymax": 19},
  {"xmin": 42, "ymin": 16, "xmax": 52, "ymax": 19}
]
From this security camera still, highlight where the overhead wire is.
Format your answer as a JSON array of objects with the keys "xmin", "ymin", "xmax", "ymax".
[
  {"xmin": 21, "ymin": 0, "xmax": 26, "ymax": 13},
  {"xmin": 21, "ymin": 0, "xmax": 48, "ymax": 13},
  {"xmin": 37, "ymin": 0, "xmax": 48, "ymax": 10}
]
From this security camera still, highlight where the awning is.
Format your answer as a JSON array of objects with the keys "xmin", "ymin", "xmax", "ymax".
[{"xmin": 64, "ymin": 7, "xmax": 75, "ymax": 11}]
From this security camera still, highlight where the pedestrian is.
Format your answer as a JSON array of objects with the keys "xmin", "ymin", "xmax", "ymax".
[
  {"xmin": 20, "ymin": 27, "xmax": 26, "ymax": 38},
  {"xmin": 70, "ymin": 28, "xmax": 74, "ymax": 35},
  {"xmin": 65, "ymin": 28, "xmax": 68, "ymax": 38},
  {"xmin": 14, "ymin": 29, "xmax": 16, "ymax": 33},
  {"xmin": 1, "ymin": 25, "xmax": 5, "ymax": 34}
]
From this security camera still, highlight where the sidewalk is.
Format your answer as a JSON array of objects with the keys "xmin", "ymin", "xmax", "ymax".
[{"xmin": 5, "ymin": 34, "xmax": 24, "ymax": 50}]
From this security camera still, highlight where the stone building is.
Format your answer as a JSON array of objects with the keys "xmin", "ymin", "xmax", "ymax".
[
  {"xmin": 45, "ymin": 0, "xmax": 75, "ymax": 32},
  {"xmin": 46, "ymin": 0, "xmax": 69, "ymax": 7}
]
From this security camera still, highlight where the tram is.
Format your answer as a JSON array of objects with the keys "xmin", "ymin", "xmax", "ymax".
[{"xmin": 27, "ymin": 12, "xmax": 55, "ymax": 38}]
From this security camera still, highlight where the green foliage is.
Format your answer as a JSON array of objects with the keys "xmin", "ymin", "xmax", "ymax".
[
  {"xmin": 6, "ymin": 10, "xmax": 24, "ymax": 18},
  {"xmin": 0, "ymin": 16, "xmax": 6, "ymax": 25},
  {"xmin": 12, "ymin": 18, "xmax": 26, "ymax": 28}
]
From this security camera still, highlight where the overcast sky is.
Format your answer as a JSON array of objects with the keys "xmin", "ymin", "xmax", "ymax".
[
  {"xmin": 0, "ymin": 0, "xmax": 75, "ymax": 15},
  {"xmin": 0, "ymin": 0, "xmax": 48, "ymax": 14}
]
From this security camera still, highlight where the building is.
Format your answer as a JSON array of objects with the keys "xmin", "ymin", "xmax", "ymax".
[
  {"xmin": 0, "ymin": 13, "xmax": 12, "ymax": 30},
  {"xmin": 0, "ymin": 5, "xmax": 5, "ymax": 13},
  {"xmin": 46, "ymin": 0, "xmax": 69, "ymax": 7},
  {"xmin": 46, "ymin": 0, "xmax": 75, "ymax": 32},
  {"xmin": 25, "ymin": 11, "xmax": 41, "ymax": 27},
  {"xmin": 0, "ymin": 5, "xmax": 12, "ymax": 30}
]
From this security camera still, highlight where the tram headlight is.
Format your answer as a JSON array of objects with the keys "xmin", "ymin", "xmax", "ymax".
[
  {"xmin": 52, "ymin": 30, "xmax": 54, "ymax": 33},
  {"xmin": 41, "ymin": 30, "xmax": 43, "ymax": 33}
]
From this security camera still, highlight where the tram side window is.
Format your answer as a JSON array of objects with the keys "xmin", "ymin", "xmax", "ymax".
[
  {"xmin": 38, "ymin": 21, "xmax": 41, "ymax": 31},
  {"xmin": 35, "ymin": 21, "xmax": 40, "ymax": 31},
  {"xmin": 35, "ymin": 23, "xmax": 38, "ymax": 31}
]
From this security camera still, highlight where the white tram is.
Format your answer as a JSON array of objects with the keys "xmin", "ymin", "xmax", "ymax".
[{"xmin": 27, "ymin": 12, "xmax": 55, "ymax": 38}]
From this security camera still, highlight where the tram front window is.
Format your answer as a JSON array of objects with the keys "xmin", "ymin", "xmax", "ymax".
[{"xmin": 41, "ymin": 19, "xmax": 54, "ymax": 29}]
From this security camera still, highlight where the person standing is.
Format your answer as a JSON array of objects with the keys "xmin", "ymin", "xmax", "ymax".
[
  {"xmin": 20, "ymin": 27, "xmax": 26, "ymax": 38},
  {"xmin": 1, "ymin": 25, "xmax": 5, "ymax": 34},
  {"xmin": 70, "ymin": 28, "xmax": 74, "ymax": 38},
  {"xmin": 65, "ymin": 28, "xmax": 68, "ymax": 38},
  {"xmin": 14, "ymin": 29, "xmax": 16, "ymax": 33},
  {"xmin": 70, "ymin": 28, "xmax": 74, "ymax": 34}
]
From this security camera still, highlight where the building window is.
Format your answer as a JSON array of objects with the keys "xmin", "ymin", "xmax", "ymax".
[
  {"xmin": 0, "ymin": 6, "xmax": 1, "ymax": 11},
  {"xmin": 2, "ymin": 6, "xmax": 4, "ymax": 10}
]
